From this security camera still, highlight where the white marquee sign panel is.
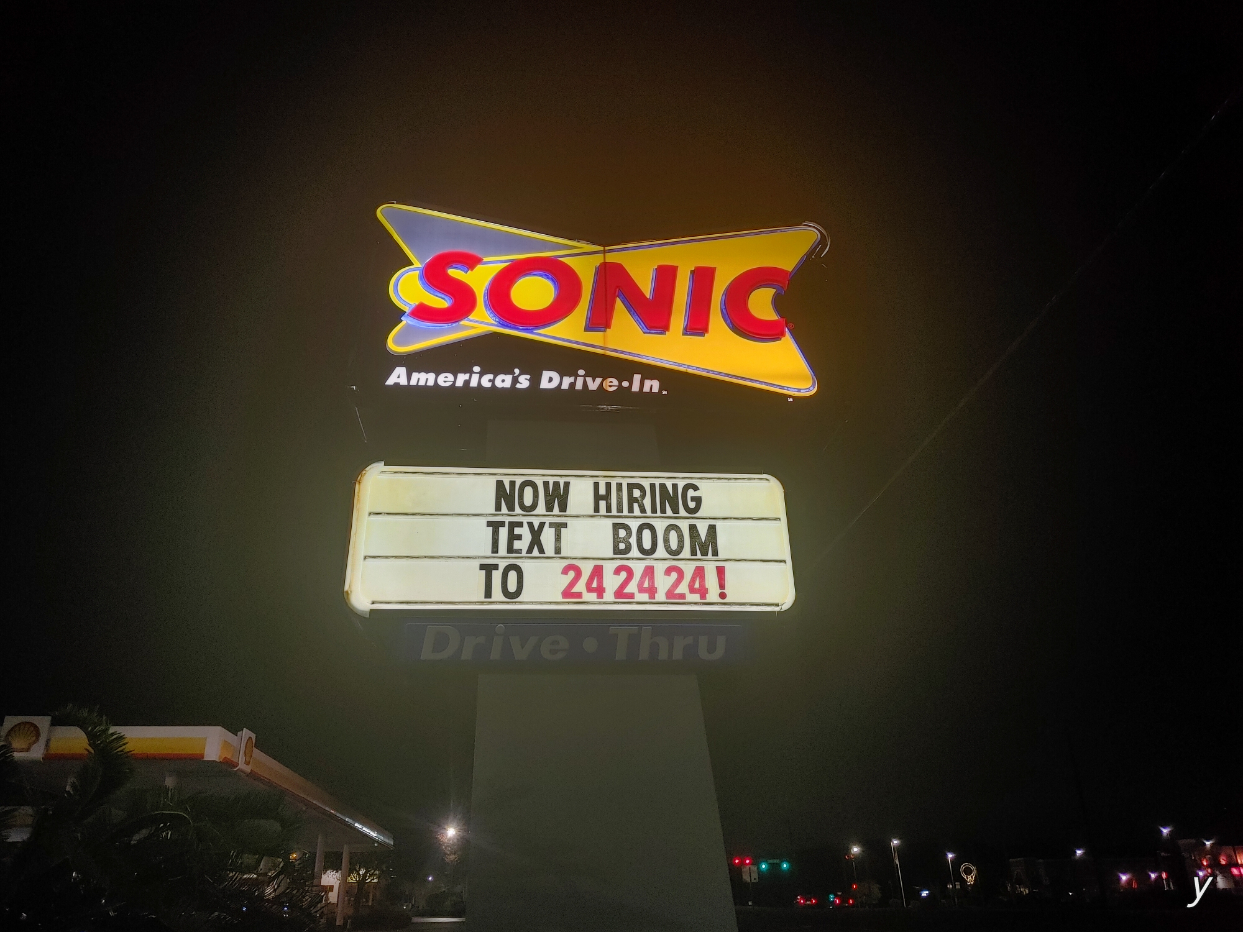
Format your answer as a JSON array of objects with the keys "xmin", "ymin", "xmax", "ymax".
[{"xmin": 344, "ymin": 464, "xmax": 795, "ymax": 614}]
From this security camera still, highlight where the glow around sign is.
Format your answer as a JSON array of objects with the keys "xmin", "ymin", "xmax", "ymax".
[
  {"xmin": 344, "ymin": 464, "xmax": 795, "ymax": 614},
  {"xmin": 378, "ymin": 205, "xmax": 823, "ymax": 395}
]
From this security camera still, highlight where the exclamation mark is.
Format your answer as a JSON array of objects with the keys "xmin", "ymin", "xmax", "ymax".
[{"xmin": 716, "ymin": 566, "xmax": 727, "ymax": 600}]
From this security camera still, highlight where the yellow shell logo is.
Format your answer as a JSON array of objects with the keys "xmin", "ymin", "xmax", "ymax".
[
  {"xmin": 4, "ymin": 720, "xmax": 41, "ymax": 753},
  {"xmin": 242, "ymin": 735, "xmax": 255, "ymax": 766}
]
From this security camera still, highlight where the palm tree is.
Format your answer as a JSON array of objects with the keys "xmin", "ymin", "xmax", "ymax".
[{"xmin": 2, "ymin": 704, "xmax": 136, "ymax": 927}]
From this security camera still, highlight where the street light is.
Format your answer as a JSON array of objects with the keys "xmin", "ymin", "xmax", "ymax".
[
  {"xmin": 1156, "ymin": 827, "xmax": 1174, "ymax": 891},
  {"xmin": 848, "ymin": 846, "xmax": 861, "ymax": 882},
  {"xmin": 891, "ymin": 839, "xmax": 907, "ymax": 907},
  {"xmin": 946, "ymin": 852, "xmax": 957, "ymax": 906},
  {"xmin": 444, "ymin": 826, "xmax": 457, "ymax": 839}
]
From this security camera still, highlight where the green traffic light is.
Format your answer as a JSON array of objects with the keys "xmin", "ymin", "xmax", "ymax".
[
  {"xmin": 781, "ymin": 861, "xmax": 790, "ymax": 870},
  {"xmin": 759, "ymin": 862, "xmax": 768, "ymax": 871}
]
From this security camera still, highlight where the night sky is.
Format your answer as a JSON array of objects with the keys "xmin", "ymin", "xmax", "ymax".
[{"xmin": 6, "ymin": 2, "xmax": 1241, "ymax": 889}]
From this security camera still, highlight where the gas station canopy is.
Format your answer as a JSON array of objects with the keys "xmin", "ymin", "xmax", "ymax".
[{"xmin": 8, "ymin": 721, "xmax": 392, "ymax": 852}]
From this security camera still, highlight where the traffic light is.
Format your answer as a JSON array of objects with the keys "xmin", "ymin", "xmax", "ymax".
[
  {"xmin": 759, "ymin": 861, "xmax": 769, "ymax": 872},
  {"xmin": 781, "ymin": 861, "xmax": 790, "ymax": 871},
  {"xmin": 732, "ymin": 857, "xmax": 742, "ymax": 866}
]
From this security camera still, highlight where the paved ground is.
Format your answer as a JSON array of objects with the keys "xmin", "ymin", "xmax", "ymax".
[
  {"xmin": 735, "ymin": 904, "xmax": 1242, "ymax": 932},
  {"xmin": 375, "ymin": 902, "xmax": 1242, "ymax": 931}
]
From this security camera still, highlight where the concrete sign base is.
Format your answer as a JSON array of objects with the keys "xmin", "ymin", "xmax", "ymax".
[{"xmin": 466, "ymin": 674, "xmax": 737, "ymax": 931}]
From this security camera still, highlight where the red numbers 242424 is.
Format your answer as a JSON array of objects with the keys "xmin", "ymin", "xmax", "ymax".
[{"xmin": 560, "ymin": 564, "xmax": 716, "ymax": 601}]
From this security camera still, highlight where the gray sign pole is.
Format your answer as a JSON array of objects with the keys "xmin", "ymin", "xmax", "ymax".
[{"xmin": 467, "ymin": 673, "xmax": 736, "ymax": 931}]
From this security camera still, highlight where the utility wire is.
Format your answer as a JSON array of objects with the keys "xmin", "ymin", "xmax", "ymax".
[{"xmin": 813, "ymin": 85, "xmax": 1241, "ymax": 567}]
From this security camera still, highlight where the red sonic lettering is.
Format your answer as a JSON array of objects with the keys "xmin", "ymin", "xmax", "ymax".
[
  {"xmin": 720, "ymin": 266, "xmax": 791, "ymax": 342},
  {"xmin": 586, "ymin": 262, "xmax": 679, "ymax": 333},
  {"xmin": 485, "ymin": 256, "xmax": 582, "ymax": 329},
  {"xmin": 405, "ymin": 250, "xmax": 482, "ymax": 326},
  {"xmin": 682, "ymin": 266, "xmax": 716, "ymax": 336}
]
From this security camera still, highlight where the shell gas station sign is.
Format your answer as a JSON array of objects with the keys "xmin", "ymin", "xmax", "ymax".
[
  {"xmin": 377, "ymin": 205, "xmax": 822, "ymax": 396},
  {"xmin": 344, "ymin": 464, "xmax": 794, "ymax": 615}
]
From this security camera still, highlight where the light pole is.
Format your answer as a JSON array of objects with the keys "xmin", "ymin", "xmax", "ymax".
[
  {"xmin": 946, "ymin": 852, "xmax": 957, "ymax": 905},
  {"xmin": 1158, "ymin": 826, "xmax": 1174, "ymax": 890},
  {"xmin": 891, "ymin": 839, "xmax": 907, "ymax": 907},
  {"xmin": 439, "ymin": 824, "xmax": 462, "ymax": 891},
  {"xmin": 850, "ymin": 846, "xmax": 861, "ymax": 883}
]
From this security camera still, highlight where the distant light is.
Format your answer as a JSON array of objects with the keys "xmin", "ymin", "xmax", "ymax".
[
  {"xmin": 732, "ymin": 857, "xmax": 742, "ymax": 866},
  {"xmin": 946, "ymin": 852, "xmax": 955, "ymax": 860},
  {"xmin": 891, "ymin": 839, "xmax": 900, "ymax": 846},
  {"xmin": 427, "ymin": 875, "xmax": 434, "ymax": 881},
  {"xmin": 781, "ymin": 861, "xmax": 790, "ymax": 871},
  {"xmin": 1160, "ymin": 826, "xmax": 1172, "ymax": 837},
  {"xmin": 445, "ymin": 826, "xmax": 457, "ymax": 838},
  {"xmin": 851, "ymin": 845, "xmax": 861, "ymax": 854},
  {"xmin": 744, "ymin": 857, "xmax": 752, "ymax": 866},
  {"xmin": 1119, "ymin": 873, "xmax": 1130, "ymax": 883},
  {"xmin": 920, "ymin": 890, "xmax": 929, "ymax": 898},
  {"xmin": 1074, "ymin": 848, "xmax": 1086, "ymax": 858},
  {"xmin": 1203, "ymin": 839, "xmax": 1214, "ymax": 848},
  {"xmin": 760, "ymin": 862, "xmax": 769, "ymax": 871}
]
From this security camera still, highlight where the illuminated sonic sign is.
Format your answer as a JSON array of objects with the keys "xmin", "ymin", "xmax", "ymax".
[{"xmin": 379, "ymin": 205, "xmax": 824, "ymax": 395}]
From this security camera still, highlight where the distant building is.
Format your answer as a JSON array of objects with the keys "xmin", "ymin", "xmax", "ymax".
[
  {"xmin": 1179, "ymin": 838, "xmax": 1243, "ymax": 897},
  {"xmin": 1008, "ymin": 856, "xmax": 1100, "ymax": 902},
  {"xmin": 1008, "ymin": 840, "xmax": 1242, "ymax": 904}
]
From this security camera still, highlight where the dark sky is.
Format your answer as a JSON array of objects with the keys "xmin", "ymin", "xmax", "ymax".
[{"xmin": 6, "ymin": 1, "xmax": 1241, "ymax": 887}]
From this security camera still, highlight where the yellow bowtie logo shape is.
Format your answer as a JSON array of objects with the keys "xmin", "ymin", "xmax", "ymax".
[{"xmin": 379, "ymin": 204, "xmax": 822, "ymax": 395}]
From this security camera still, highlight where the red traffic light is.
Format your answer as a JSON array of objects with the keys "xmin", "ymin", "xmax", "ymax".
[
  {"xmin": 732, "ymin": 857, "xmax": 741, "ymax": 866},
  {"xmin": 743, "ymin": 857, "xmax": 753, "ymax": 866}
]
